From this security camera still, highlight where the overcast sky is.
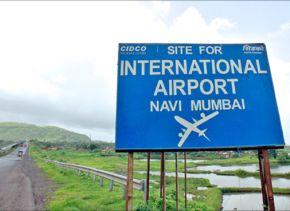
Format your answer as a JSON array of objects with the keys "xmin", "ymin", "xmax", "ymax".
[{"xmin": 0, "ymin": 1, "xmax": 289, "ymax": 144}]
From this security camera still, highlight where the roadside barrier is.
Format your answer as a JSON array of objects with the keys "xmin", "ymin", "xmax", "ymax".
[
  {"xmin": 0, "ymin": 143, "xmax": 20, "ymax": 152},
  {"xmin": 45, "ymin": 159, "xmax": 146, "ymax": 199}
]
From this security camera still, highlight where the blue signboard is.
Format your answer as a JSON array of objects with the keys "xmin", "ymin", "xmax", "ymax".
[{"xmin": 115, "ymin": 43, "xmax": 285, "ymax": 151}]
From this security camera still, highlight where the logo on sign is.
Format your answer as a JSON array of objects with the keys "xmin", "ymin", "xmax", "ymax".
[
  {"xmin": 175, "ymin": 111, "xmax": 219, "ymax": 147},
  {"xmin": 120, "ymin": 45, "xmax": 147, "ymax": 55},
  {"xmin": 243, "ymin": 45, "xmax": 264, "ymax": 54}
]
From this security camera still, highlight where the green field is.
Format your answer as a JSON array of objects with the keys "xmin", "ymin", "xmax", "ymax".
[
  {"xmin": 213, "ymin": 169, "xmax": 290, "ymax": 179},
  {"xmin": 29, "ymin": 143, "xmax": 290, "ymax": 210},
  {"xmin": 1, "ymin": 122, "xmax": 289, "ymax": 210},
  {"xmin": 31, "ymin": 145, "xmax": 222, "ymax": 210}
]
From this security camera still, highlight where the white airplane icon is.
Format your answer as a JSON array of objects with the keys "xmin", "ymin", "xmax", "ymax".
[{"xmin": 175, "ymin": 111, "xmax": 219, "ymax": 148}]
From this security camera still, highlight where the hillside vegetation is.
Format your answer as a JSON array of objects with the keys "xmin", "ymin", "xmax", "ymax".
[{"xmin": 0, "ymin": 122, "xmax": 90, "ymax": 143}]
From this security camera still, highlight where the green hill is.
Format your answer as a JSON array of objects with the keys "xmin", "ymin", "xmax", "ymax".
[{"xmin": 0, "ymin": 122, "xmax": 90, "ymax": 143}]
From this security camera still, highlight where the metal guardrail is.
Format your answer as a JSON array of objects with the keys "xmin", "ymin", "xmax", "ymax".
[
  {"xmin": 45, "ymin": 159, "xmax": 146, "ymax": 197},
  {"xmin": 0, "ymin": 143, "xmax": 20, "ymax": 151}
]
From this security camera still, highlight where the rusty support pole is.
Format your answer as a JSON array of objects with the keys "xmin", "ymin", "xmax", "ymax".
[
  {"xmin": 160, "ymin": 152, "xmax": 164, "ymax": 198},
  {"xmin": 146, "ymin": 152, "xmax": 151, "ymax": 203},
  {"xmin": 262, "ymin": 149, "xmax": 275, "ymax": 211},
  {"xmin": 184, "ymin": 152, "xmax": 187, "ymax": 209},
  {"xmin": 258, "ymin": 149, "xmax": 268, "ymax": 211},
  {"xmin": 161, "ymin": 152, "xmax": 166, "ymax": 211},
  {"xmin": 126, "ymin": 152, "xmax": 134, "ymax": 211},
  {"xmin": 175, "ymin": 152, "xmax": 179, "ymax": 211}
]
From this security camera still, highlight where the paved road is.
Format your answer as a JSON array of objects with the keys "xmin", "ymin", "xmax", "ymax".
[{"xmin": 0, "ymin": 148, "xmax": 54, "ymax": 210}]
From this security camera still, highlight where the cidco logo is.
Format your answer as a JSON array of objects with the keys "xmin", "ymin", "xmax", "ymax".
[{"xmin": 120, "ymin": 45, "xmax": 147, "ymax": 55}]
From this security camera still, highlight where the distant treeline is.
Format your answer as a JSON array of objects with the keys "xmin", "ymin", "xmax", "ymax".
[
  {"xmin": 29, "ymin": 138, "xmax": 290, "ymax": 161},
  {"xmin": 30, "ymin": 139, "xmax": 114, "ymax": 151}
]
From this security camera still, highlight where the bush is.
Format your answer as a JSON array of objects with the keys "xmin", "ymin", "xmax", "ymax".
[
  {"xmin": 135, "ymin": 202, "xmax": 153, "ymax": 211},
  {"xmin": 278, "ymin": 152, "xmax": 289, "ymax": 162},
  {"xmin": 235, "ymin": 169, "xmax": 248, "ymax": 177},
  {"xmin": 192, "ymin": 201, "xmax": 214, "ymax": 211}
]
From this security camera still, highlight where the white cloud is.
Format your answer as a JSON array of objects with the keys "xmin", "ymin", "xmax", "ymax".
[
  {"xmin": 268, "ymin": 22, "xmax": 290, "ymax": 37},
  {"xmin": 210, "ymin": 18, "xmax": 236, "ymax": 31},
  {"xmin": 150, "ymin": 1, "xmax": 171, "ymax": 19},
  {"xmin": 0, "ymin": 2, "xmax": 289, "ymax": 144},
  {"xmin": 269, "ymin": 57, "xmax": 290, "ymax": 142},
  {"xmin": 266, "ymin": 21, "xmax": 290, "ymax": 61},
  {"xmin": 262, "ymin": 22, "xmax": 290, "ymax": 144},
  {"xmin": 166, "ymin": 7, "xmax": 238, "ymax": 43}
]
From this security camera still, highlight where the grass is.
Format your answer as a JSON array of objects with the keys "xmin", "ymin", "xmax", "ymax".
[
  {"xmin": 196, "ymin": 155, "xmax": 290, "ymax": 166},
  {"xmin": 38, "ymin": 160, "xmax": 141, "ymax": 210},
  {"xmin": 32, "ymin": 146, "xmax": 198, "ymax": 174},
  {"xmin": 198, "ymin": 156, "xmax": 256, "ymax": 166},
  {"xmin": 30, "ymin": 145, "xmax": 290, "ymax": 210},
  {"xmin": 221, "ymin": 187, "xmax": 290, "ymax": 195},
  {"xmin": 214, "ymin": 169, "xmax": 290, "ymax": 179},
  {"xmin": 185, "ymin": 169, "xmax": 212, "ymax": 174},
  {"xmin": 31, "ymin": 145, "xmax": 223, "ymax": 210}
]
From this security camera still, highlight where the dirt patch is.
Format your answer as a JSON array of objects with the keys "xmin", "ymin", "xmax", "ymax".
[{"xmin": 21, "ymin": 155, "xmax": 57, "ymax": 210}]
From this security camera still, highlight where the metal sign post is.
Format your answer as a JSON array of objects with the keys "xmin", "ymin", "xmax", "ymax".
[
  {"xmin": 258, "ymin": 149, "xmax": 268, "ymax": 210},
  {"xmin": 184, "ymin": 152, "xmax": 187, "ymax": 209},
  {"xmin": 258, "ymin": 149, "xmax": 275, "ymax": 211},
  {"xmin": 262, "ymin": 149, "xmax": 275, "ymax": 211},
  {"xmin": 161, "ymin": 152, "xmax": 166, "ymax": 211},
  {"xmin": 126, "ymin": 152, "xmax": 134, "ymax": 211},
  {"xmin": 160, "ymin": 152, "xmax": 164, "ymax": 198},
  {"xmin": 146, "ymin": 152, "xmax": 150, "ymax": 203},
  {"xmin": 175, "ymin": 152, "xmax": 179, "ymax": 211}
]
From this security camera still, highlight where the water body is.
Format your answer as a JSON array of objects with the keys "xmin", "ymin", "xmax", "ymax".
[
  {"xmin": 222, "ymin": 193, "xmax": 290, "ymax": 210},
  {"xmin": 138, "ymin": 160, "xmax": 290, "ymax": 173},
  {"xmin": 138, "ymin": 171, "xmax": 290, "ymax": 188},
  {"xmin": 195, "ymin": 164, "xmax": 290, "ymax": 174}
]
